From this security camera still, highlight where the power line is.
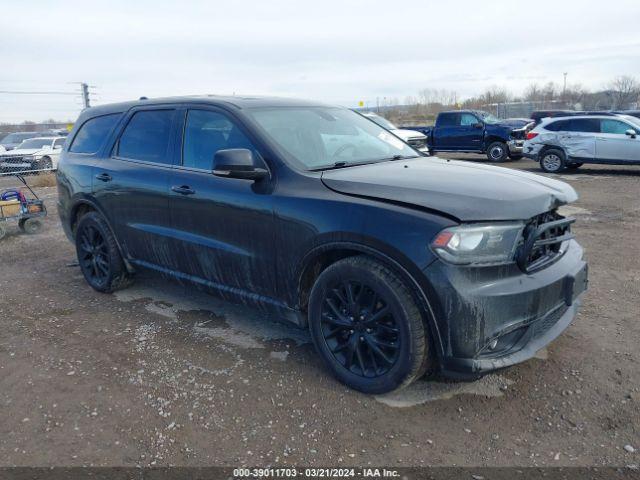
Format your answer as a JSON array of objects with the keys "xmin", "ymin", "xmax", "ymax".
[{"xmin": 0, "ymin": 90, "xmax": 78, "ymax": 95}]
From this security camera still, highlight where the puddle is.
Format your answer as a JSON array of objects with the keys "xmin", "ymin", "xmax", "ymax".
[
  {"xmin": 375, "ymin": 374, "xmax": 514, "ymax": 407},
  {"xmin": 114, "ymin": 281, "xmax": 310, "ymax": 349},
  {"xmin": 558, "ymin": 205, "xmax": 592, "ymax": 216}
]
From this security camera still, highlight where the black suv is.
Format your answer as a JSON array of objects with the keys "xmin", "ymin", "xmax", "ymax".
[{"xmin": 57, "ymin": 96, "xmax": 588, "ymax": 394}]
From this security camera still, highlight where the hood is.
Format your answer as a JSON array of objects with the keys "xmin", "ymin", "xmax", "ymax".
[
  {"xmin": 390, "ymin": 128, "xmax": 427, "ymax": 141},
  {"xmin": 320, "ymin": 157, "xmax": 577, "ymax": 222},
  {"xmin": 500, "ymin": 118, "xmax": 533, "ymax": 128},
  {"xmin": 0, "ymin": 148, "xmax": 43, "ymax": 156}
]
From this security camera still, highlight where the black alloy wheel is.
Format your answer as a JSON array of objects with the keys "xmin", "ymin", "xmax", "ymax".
[
  {"xmin": 320, "ymin": 280, "xmax": 400, "ymax": 378},
  {"xmin": 309, "ymin": 256, "xmax": 430, "ymax": 394},
  {"xmin": 75, "ymin": 212, "xmax": 132, "ymax": 293}
]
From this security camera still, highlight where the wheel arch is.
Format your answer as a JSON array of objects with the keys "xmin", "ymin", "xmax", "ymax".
[
  {"xmin": 69, "ymin": 198, "xmax": 135, "ymax": 273},
  {"xmin": 483, "ymin": 135, "xmax": 507, "ymax": 151},
  {"xmin": 296, "ymin": 241, "xmax": 444, "ymax": 360}
]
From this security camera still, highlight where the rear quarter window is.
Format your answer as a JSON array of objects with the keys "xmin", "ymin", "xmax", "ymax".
[
  {"xmin": 437, "ymin": 113, "xmax": 459, "ymax": 127},
  {"xmin": 70, "ymin": 113, "xmax": 122, "ymax": 154}
]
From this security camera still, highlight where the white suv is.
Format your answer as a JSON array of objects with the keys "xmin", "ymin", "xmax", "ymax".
[{"xmin": 523, "ymin": 115, "xmax": 640, "ymax": 173}]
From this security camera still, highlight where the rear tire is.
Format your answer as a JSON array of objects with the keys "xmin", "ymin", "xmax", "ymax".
[
  {"xmin": 75, "ymin": 212, "xmax": 132, "ymax": 293},
  {"xmin": 308, "ymin": 256, "xmax": 430, "ymax": 394},
  {"xmin": 486, "ymin": 141, "xmax": 509, "ymax": 162},
  {"xmin": 539, "ymin": 148, "xmax": 566, "ymax": 173}
]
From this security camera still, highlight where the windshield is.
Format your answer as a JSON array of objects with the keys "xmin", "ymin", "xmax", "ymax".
[
  {"xmin": 246, "ymin": 107, "xmax": 419, "ymax": 170},
  {"xmin": 2, "ymin": 132, "xmax": 38, "ymax": 143},
  {"xmin": 17, "ymin": 139, "xmax": 51, "ymax": 149},
  {"xmin": 477, "ymin": 111, "xmax": 502, "ymax": 124},
  {"xmin": 620, "ymin": 115, "xmax": 640, "ymax": 129},
  {"xmin": 363, "ymin": 113, "xmax": 398, "ymax": 130}
]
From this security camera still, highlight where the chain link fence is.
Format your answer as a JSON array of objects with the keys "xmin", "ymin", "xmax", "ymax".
[{"xmin": 0, "ymin": 123, "xmax": 70, "ymax": 176}]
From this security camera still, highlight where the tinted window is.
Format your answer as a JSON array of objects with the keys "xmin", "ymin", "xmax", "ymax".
[
  {"xmin": 117, "ymin": 110, "xmax": 174, "ymax": 163},
  {"xmin": 601, "ymin": 119, "xmax": 632, "ymax": 134},
  {"xmin": 567, "ymin": 118, "xmax": 600, "ymax": 133},
  {"xmin": 545, "ymin": 120, "xmax": 569, "ymax": 131},
  {"xmin": 460, "ymin": 113, "xmax": 478, "ymax": 126},
  {"xmin": 437, "ymin": 113, "xmax": 458, "ymax": 127},
  {"xmin": 182, "ymin": 110, "xmax": 256, "ymax": 170},
  {"xmin": 70, "ymin": 114, "xmax": 121, "ymax": 154}
]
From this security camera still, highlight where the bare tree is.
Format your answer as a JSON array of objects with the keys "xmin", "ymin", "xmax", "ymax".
[{"xmin": 609, "ymin": 75, "xmax": 640, "ymax": 109}]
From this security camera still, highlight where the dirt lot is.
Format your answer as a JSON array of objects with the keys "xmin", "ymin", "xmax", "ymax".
[{"xmin": 0, "ymin": 157, "xmax": 639, "ymax": 468}]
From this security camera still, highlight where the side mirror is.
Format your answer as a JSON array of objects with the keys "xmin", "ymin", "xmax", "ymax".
[
  {"xmin": 625, "ymin": 129, "xmax": 637, "ymax": 139},
  {"xmin": 212, "ymin": 148, "xmax": 268, "ymax": 181},
  {"xmin": 473, "ymin": 122, "xmax": 484, "ymax": 129}
]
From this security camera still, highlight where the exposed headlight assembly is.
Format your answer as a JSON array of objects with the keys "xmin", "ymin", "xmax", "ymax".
[{"xmin": 431, "ymin": 223, "xmax": 524, "ymax": 266}]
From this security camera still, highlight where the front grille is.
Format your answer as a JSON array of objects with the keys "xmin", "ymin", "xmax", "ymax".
[
  {"xmin": 516, "ymin": 210, "xmax": 574, "ymax": 273},
  {"xmin": 407, "ymin": 137, "xmax": 426, "ymax": 149},
  {"xmin": 533, "ymin": 304, "xmax": 568, "ymax": 337},
  {"xmin": 0, "ymin": 155, "xmax": 26, "ymax": 163}
]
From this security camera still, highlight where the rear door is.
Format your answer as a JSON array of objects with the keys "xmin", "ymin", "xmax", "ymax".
[
  {"xmin": 596, "ymin": 118, "xmax": 640, "ymax": 162},
  {"xmin": 557, "ymin": 118, "xmax": 597, "ymax": 161},
  {"xmin": 432, "ymin": 112, "xmax": 459, "ymax": 149},
  {"xmin": 93, "ymin": 106, "xmax": 180, "ymax": 268},
  {"xmin": 167, "ymin": 106, "xmax": 277, "ymax": 298}
]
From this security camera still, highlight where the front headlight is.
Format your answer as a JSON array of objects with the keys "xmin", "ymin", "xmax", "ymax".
[{"xmin": 431, "ymin": 222, "xmax": 524, "ymax": 266}]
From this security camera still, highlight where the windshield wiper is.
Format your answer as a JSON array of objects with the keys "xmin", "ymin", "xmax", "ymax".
[{"xmin": 388, "ymin": 155, "xmax": 420, "ymax": 161}]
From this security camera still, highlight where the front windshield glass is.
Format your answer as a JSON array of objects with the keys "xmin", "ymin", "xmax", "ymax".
[
  {"xmin": 2, "ymin": 132, "xmax": 36, "ymax": 143},
  {"xmin": 477, "ymin": 111, "xmax": 502, "ymax": 124},
  {"xmin": 18, "ymin": 139, "xmax": 51, "ymax": 149},
  {"xmin": 364, "ymin": 113, "xmax": 398, "ymax": 130},
  {"xmin": 246, "ymin": 107, "xmax": 419, "ymax": 170},
  {"xmin": 620, "ymin": 115, "xmax": 640, "ymax": 129}
]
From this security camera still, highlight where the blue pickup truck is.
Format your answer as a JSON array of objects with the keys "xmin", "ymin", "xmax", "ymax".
[{"xmin": 402, "ymin": 110, "xmax": 531, "ymax": 162}]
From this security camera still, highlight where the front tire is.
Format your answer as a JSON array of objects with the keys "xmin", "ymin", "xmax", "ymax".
[
  {"xmin": 540, "ymin": 148, "xmax": 566, "ymax": 173},
  {"xmin": 75, "ymin": 212, "xmax": 132, "ymax": 293},
  {"xmin": 486, "ymin": 141, "xmax": 509, "ymax": 162},
  {"xmin": 308, "ymin": 256, "xmax": 430, "ymax": 394}
]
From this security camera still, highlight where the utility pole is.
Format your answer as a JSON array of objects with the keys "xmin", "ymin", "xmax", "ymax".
[
  {"xmin": 562, "ymin": 72, "xmax": 568, "ymax": 100},
  {"xmin": 81, "ymin": 82, "xmax": 91, "ymax": 108}
]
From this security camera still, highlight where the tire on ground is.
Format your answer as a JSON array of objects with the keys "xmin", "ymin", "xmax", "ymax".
[
  {"xmin": 486, "ymin": 141, "xmax": 509, "ymax": 162},
  {"xmin": 539, "ymin": 148, "xmax": 567, "ymax": 173},
  {"xmin": 308, "ymin": 255, "xmax": 430, "ymax": 394},
  {"xmin": 19, "ymin": 218, "xmax": 44, "ymax": 234},
  {"xmin": 75, "ymin": 212, "xmax": 132, "ymax": 293}
]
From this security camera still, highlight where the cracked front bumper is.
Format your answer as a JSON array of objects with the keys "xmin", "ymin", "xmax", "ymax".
[
  {"xmin": 423, "ymin": 240, "xmax": 588, "ymax": 378},
  {"xmin": 507, "ymin": 139, "xmax": 524, "ymax": 154}
]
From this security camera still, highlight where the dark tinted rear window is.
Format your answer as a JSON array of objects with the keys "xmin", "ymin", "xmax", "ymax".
[
  {"xmin": 437, "ymin": 113, "xmax": 458, "ymax": 127},
  {"xmin": 117, "ymin": 110, "xmax": 174, "ymax": 163},
  {"xmin": 70, "ymin": 114, "xmax": 121, "ymax": 154},
  {"xmin": 567, "ymin": 118, "xmax": 600, "ymax": 133}
]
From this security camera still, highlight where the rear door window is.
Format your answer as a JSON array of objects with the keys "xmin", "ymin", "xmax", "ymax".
[
  {"xmin": 70, "ymin": 114, "xmax": 121, "ymax": 154},
  {"xmin": 545, "ymin": 120, "xmax": 569, "ymax": 131},
  {"xmin": 567, "ymin": 118, "xmax": 600, "ymax": 133},
  {"xmin": 117, "ymin": 110, "xmax": 175, "ymax": 163},
  {"xmin": 438, "ymin": 113, "xmax": 459, "ymax": 127}
]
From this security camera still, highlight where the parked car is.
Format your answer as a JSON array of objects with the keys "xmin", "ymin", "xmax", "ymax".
[
  {"xmin": 57, "ymin": 96, "xmax": 588, "ymax": 394},
  {"xmin": 530, "ymin": 110, "xmax": 615, "ymax": 126},
  {"xmin": 0, "ymin": 131, "xmax": 43, "ymax": 151},
  {"xmin": 359, "ymin": 112, "xmax": 429, "ymax": 154},
  {"xmin": 0, "ymin": 136, "xmax": 66, "ymax": 173},
  {"xmin": 407, "ymin": 110, "xmax": 529, "ymax": 162},
  {"xmin": 524, "ymin": 115, "xmax": 640, "ymax": 172}
]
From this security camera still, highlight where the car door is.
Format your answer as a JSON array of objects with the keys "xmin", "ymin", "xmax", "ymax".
[
  {"xmin": 167, "ymin": 107, "xmax": 277, "ymax": 298},
  {"xmin": 433, "ymin": 112, "xmax": 459, "ymax": 149},
  {"xmin": 596, "ymin": 118, "xmax": 640, "ymax": 162},
  {"xmin": 557, "ymin": 118, "xmax": 597, "ymax": 161},
  {"xmin": 92, "ymin": 106, "xmax": 181, "ymax": 269}
]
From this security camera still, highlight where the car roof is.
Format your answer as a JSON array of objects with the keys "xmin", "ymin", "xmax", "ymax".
[
  {"xmin": 22, "ymin": 136, "xmax": 59, "ymax": 141},
  {"xmin": 82, "ymin": 95, "xmax": 330, "ymax": 118}
]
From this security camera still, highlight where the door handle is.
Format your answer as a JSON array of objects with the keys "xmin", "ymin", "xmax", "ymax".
[
  {"xmin": 95, "ymin": 173, "xmax": 112, "ymax": 182},
  {"xmin": 171, "ymin": 185, "xmax": 196, "ymax": 195}
]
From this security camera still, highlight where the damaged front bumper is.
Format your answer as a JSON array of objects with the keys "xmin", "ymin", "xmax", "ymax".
[
  {"xmin": 507, "ymin": 139, "xmax": 525, "ymax": 154},
  {"xmin": 423, "ymin": 239, "xmax": 588, "ymax": 378}
]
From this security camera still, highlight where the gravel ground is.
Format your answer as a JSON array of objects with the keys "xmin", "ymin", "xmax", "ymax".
[{"xmin": 0, "ymin": 157, "xmax": 638, "ymax": 468}]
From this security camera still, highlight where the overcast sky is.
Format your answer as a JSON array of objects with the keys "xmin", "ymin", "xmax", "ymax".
[{"xmin": 1, "ymin": 0, "xmax": 639, "ymax": 123}]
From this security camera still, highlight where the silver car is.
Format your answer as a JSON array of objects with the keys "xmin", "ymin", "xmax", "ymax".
[{"xmin": 523, "ymin": 115, "xmax": 640, "ymax": 172}]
